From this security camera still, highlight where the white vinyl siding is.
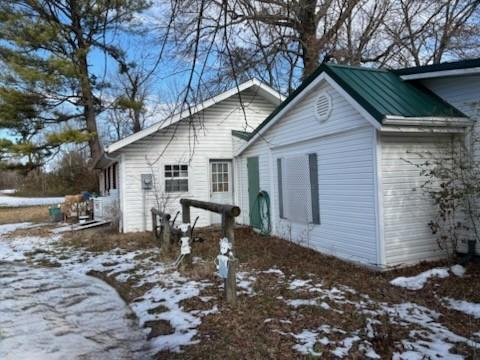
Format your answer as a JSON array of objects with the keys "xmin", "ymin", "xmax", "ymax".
[
  {"xmin": 381, "ymin": 134, "xmax": 453, "ymax": 266},
  {"xmin": 421, "ymin": 75, "xmax": 480, "ymax": 158},
  {"xmin": 118, "ymin": 88, "xmax": 277, "ymax": 232},
  {"xmin": 421, "ymin": 75, "xmax": 480, "ymax": 255},
  {"xmin": 237, "ymin": 80, "xmax": 379, "ymax": 266}
]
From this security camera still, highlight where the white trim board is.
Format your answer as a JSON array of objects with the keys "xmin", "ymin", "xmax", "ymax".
[
  {"xmin": 400, "ymin": 67, "xmax": 480, "ymax": 80},
  {"xmin": 106, "ymin": 79, "xmax": 284, "ymax": 154}
]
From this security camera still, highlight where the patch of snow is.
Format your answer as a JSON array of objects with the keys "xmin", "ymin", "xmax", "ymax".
[
  {"xmin": 286, "ymin": 298, "xmax": 318, "ymax": 308},
  {"xmin": 443, "ymin": 298, "xmax": 480, "ymax": 319},
  {"xmin": 0, "ymin": 195, "xmax": 64, "ymax": 207},
  {"xmin": 384, "ymin": 302, "xmax": 480, "ymax": 359},
  {"xmin": 0, "ymin": 222, "xmax": 34, "ymax": 235},
  {"xmin": 280, "ymin": 273, "xmax": 479, "ymax": 359},
  {"xmin": 0, "ymin": 262, "xmax": 150, "ymax": 359},
  {"xmin": 288, "ymin": 279, "xmax": 312, "ymax": 290},
  {"xmin": 390, "ymin": 268, "xmax": 449, "ymax": 290},
  {"xmin": 262, "ymin": 267, "xmax": 285, "ymax": 276},
  {"xmin": 0, "ymin": 189, "xmax": 16, "ymax": 194},
  {"xmin": 331, "ymin": 335, "xmax": 360, "ymax": 357},
  {"xmin": 50, "ymin": 224, "xmax": 74, "ymax": 233},
  {"xmin": 292, "ymin": 330, "xmax": 328, "ymax": 356},
  {"xmin": 1, "ymin": 225, "xmax": 215, "ymax": 355},
  {"xmin": 359, "ymin": 343, "xmax": 381, "ymax": 359},
  {"xmin": 286, "ymin": 298, "xmax": 330, "ymax": 310},
  {"xmin": 236, "ymin": 271, "xmax": 256, "ymax": 296},
  {"xmin": 450, "ymin": 264, "xmax": 466, "ymax": 277},
  {"xmin": 131, "ymin": 277, "xmax": 209, "ymax": 353}
]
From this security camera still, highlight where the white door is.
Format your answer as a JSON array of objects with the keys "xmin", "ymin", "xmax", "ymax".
[{"xmin": 210, "ymin": 160, "xmax": 233, "ymax": 224}]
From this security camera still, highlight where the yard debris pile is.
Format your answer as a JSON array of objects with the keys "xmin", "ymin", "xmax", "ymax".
[{"xmin": 0, "ymin": 222, "xmax": 479, "ymax": 359}]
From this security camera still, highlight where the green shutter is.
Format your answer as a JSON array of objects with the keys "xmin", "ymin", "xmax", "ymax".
[
  {"xmin": 247, "ymin": 157, "xmax": 261, "ymax": 229},
  {"xmin": 309, "ymin": 153, "xmax": 320, "ymax": 224},
  {"xmin": 277, "ymin": 158, "xmax": 284, "ymax": 218}
]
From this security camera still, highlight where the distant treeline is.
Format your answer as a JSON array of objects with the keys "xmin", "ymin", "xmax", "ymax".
[{"xmin": 2, "ymin": 151, "xmax": 98, "ymax": 197}]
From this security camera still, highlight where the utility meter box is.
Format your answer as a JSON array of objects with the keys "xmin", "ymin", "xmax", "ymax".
[{"xmin": 141, "ymin": 174, "xmax": 153, "ymax": 190}]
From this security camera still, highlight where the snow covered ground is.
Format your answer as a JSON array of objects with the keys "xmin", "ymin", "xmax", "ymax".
[
  {"xmin": 0, "ymin": 222, "xmax": 478, "ymax": 359},
  {"xmin": 0, "ymin": 262, "xmax": 149, "ymax": 359},
  {"xmin": 0, "ymin": 195, "xmax": 64, "ymax": 207},
  {"xmin": 390, "ymin": 265, "xmax": 466, "ymax": 290},
  {"xmin": 443, "ymin": 298, "xmax": 480, "ymax": 319},
  {"xmin": 0, "ymin": 222, "xmax": 215, "ymax": 357},
  {"xmin": 261, "ymin": 268, "xmax": 480, "ymax": 359}
]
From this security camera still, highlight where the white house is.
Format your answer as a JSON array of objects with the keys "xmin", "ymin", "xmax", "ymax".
[
  {"xmin": 95, "ymin": 79, "xmax": 283, "ymax": 232},
  {"xmin": 233, "ymin": 60, "xmax": 479, "ymax": 269}
]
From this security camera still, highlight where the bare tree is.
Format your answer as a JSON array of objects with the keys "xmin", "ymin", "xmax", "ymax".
[
  {"xmin": 384, "ymin": 0, "xmax": 480, "ymax": 66},
  {"xmin": 159, "ymin": 0, "xmax": 479, "ymax": 101}
]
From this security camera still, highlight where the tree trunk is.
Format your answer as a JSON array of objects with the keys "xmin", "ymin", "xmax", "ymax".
[
  {"xmin": 132, "ymin": 107, "xmax": 142, "ymax": 133},
  {"xmin": 70, "ymin": 0, "xmax": 102, "ymax": 161},
  {"xmin": 298, "ymin": 0, "xmax": 321, "ymax": 79}
]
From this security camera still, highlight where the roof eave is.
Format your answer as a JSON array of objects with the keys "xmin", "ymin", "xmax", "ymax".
[
  {"xmin": 106, "ymin": 79, "xmax": 284, "ymax": 154},
  {"xmin": 400, "ymin": 67, "xmax": 480, "ymax": 80},
  {"xmin": 382, "ymin": 115, "xmax": 473, "ymax": 127}
]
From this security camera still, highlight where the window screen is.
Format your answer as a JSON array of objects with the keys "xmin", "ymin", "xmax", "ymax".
[
  {"xmin": 278, "ymin": 153, "xmax": 320, "ymax": 224},
  {"xmin": 165, "ymin": 164, "xmax": 188, "ymax": 192}
]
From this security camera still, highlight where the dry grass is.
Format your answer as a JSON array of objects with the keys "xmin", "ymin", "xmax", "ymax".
[
  {"xmin": 26, "ymin": 224, "xmax": 480, "ymax": 359},
  {"xmin": 63, "ymin": 228, "xmax": 158, "ymax": 252},
  {"xmin": 166, "ymin": 226, "xmax": 480, "ymax": 359},
  {"xmin": 0, "ymin": 206, "xmax": 50, "ymax": 225}
]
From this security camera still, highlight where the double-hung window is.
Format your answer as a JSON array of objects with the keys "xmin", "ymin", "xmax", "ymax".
[
  {"xmin": 277, "ymin": 153, "xmax": 320, "ymax": 224},
  {"xmin": 165, "ymin": 164, "xmax": 188, "ymax": 192}
]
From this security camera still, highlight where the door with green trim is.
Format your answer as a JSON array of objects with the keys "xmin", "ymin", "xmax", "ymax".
[{"xmin": 247, "ymin": 156, "xmax": 261, "ymax": 229}]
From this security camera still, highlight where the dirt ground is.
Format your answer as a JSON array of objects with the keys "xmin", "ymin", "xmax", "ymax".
[
  {"xmin": 56, "ymin": 225, "xmax": 480, "ymax": 359},
  {"xmin": 0, "ymin": 205, "xmax": 50, "ymax": 224}
]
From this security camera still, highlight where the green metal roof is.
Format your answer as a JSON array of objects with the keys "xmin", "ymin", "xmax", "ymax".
[
  {"xmin": 325, "ymin": 64, "xmax": 465, "ymax": 121},
  {"xmin": 394, "ymin": 58, "xmax": 480, "ymax": 76},
  {"xmin": 248, "ymin": 63, "xmax": 466, "ymax": 140},
  {"xmin": 231, "ymin": 130, "xmax": 251, "ymax": 140}
]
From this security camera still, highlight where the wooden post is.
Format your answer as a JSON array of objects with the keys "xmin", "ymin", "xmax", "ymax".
[
  {"xmin": 223, "ymin": 214, "xmax": 235, "ymax": 248},
  {"xmin": 151, "ymin": 210, "xmax": 158, "ymax": 240},
  {"xmin": 181, "ymin": 201, "xmax": 191, "ymax": 224},
  {"xmin": 161, "ymin": 215, "xmax": 172, "ymax": 251},
  {"xmin": 223, "ymin": 213, "xmax": 237, "ymax": 304},
  {"xmin": 151, "ymin": 208, "xmax": 171, "ymax": 250},
  {"xmin": 226, "ymin": 257, "xmax": 238, "ymax": 304},
  {"xmin": 179, "ymin": 198, "xmax": 241, "ymax": 303}
]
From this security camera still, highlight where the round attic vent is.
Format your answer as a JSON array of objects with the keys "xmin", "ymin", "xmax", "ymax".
[{"xmin": 314, "ymin": 92, "xmax": 332, "ymax": 123}]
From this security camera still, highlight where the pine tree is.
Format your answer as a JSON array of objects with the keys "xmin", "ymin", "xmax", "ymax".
[{"xmin": 0, "ymin": 0, "xmax": 149, "ymax": 170}]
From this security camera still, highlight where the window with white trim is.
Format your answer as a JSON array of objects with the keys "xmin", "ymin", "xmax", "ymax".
[
  {"xmin": 211, "ymin": 161, "xmax": 229, "ymax": 192},
  {"xmin": 277, "ymin": 153, "xmax": 320, "ymax": 224},
  {"xmin": 165, "ymin": 164, "xmax": 188, "ymax": 192}
]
